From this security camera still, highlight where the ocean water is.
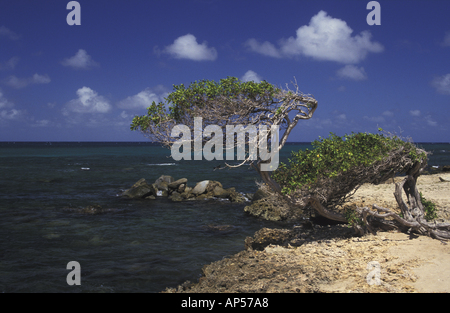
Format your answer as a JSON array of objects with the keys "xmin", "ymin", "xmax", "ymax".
[{"xmin": 0, "ymin": 141, "xmax": 448, "ymax": 293}]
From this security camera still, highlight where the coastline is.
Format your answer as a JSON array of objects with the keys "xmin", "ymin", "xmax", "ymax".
[{"xmin": 164, "ymin": 173, "xmax": 450, "ymax": 293}]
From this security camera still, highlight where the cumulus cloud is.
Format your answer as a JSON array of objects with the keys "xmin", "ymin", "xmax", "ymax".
[
  {"xmin": 410, "ymin": 110, "xmax": 421, "ymax": 117},
  {"xmin": 4, "ymin": 73, "xmax": 51, "ymax": 89},
  {"xmin": 244, "ymin": 39, "xmax": 282, "ymax": 58},
  {"xmin": 61, "ymin": 49, "xmax": 99, "ymax": 69},
  {"xmin": 241, "ymin": 70, "xmax": 262, "ymax": 83},
  {"xmin": 117, "ymin": 86, "xmax": 168, "ymax": 110},
  {"xmin": 64, "ymin": 87, "xmax": 111, "ymax": 114},
  {"xmin": 162, "ymin": 34, "xmax": 217, "ymax": 61},
  {"xmin": 247, "ymin": 11, "xmax": 384, "ymax": 64},
  {"xmin": 0, "ymin": 89, "xmax": 23, "ymax": 122},
  {"xmin": 0, "ymin": 89, "xmax": 14, "ymax": 109},
  {"xmin": 0, "ymin": 57, "xmax": 19, "ymax": 71},
  {"xmin": 336, "ymin": 65, "xmax": 367, "ymax": 80},
  {"xmin": 425, "ymin": 115, "xmax": 437, "ymax": 127},
  {"xmin": 431, "ymin": 74, "xmax": 450, "ymax": 95},
  {"xmin": 0, "ymin": 26, "xmax": 20, "ymax": 40}
]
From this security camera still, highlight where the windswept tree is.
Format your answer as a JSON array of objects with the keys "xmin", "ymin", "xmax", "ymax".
[
  {"xmin": 272, "ymin": 131, "xmax": 450, "ymax": 240},
  {"xmin": 131, "ymin": 77, "xmax": 450, "ymax": 241},
  {"xmin": 131, "ymin": 77, "xmax": 318, "ymax": 192}
]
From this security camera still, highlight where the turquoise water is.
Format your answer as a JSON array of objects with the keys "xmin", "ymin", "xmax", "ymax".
[{"xmin": 0, "ymin": 142, "xmax": 448, "ymax": 292}]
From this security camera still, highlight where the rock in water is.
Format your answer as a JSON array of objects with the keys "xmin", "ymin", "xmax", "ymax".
[
  {"xmin": 168, "ymin": 178, "xmax": 188, "ymax": 190},
  {"xmin": 191, "ymin": 180, "xmax": 210, "ymax": 195},
  {"xmin": 122, "ymin": 178, "xmax": 157, "ymax": 199}
]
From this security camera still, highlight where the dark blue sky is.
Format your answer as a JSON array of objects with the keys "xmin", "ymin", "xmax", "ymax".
[{"xmin": 0, "ymin": 0, "xmax": 449, "ymax": 142}]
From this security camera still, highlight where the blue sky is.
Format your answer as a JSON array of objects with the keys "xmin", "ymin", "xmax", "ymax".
[{"xmin": 0, "ymin": 0, "xmax": 449, "ymax": 142}]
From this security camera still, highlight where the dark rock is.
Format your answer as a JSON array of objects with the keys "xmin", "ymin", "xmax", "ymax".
[
  {"xmin": 122, "ymin": 178, "xmax": 156, "ymax": 199},
  {"xmin": 244, "ymin": 228, "xmax": 296, "ymax": 251},
  {"xmin": 200, "ymin": 224, "xmax": 237, "ymax": 234},
  {"xmin": 157, "ymin": 175, "xmax": 174, "ymax": 183},
  {"xmin": 212, "ymin": 186, "xmax": 231, "ymax": 198},
  {"xmin": 251, "ymin": 188, "xmax": 268, "ymax": 202},
  {"xmin": 205, "ymin": 181, "xmax": 223, "ymax": 193},
  {"xmin": 62, "ymin": 204, "xmax": 121, "ymax": 214},
  {"xmin": 226, "ymin": 187, "xmax": 248, "ymax": 203},
  {"xmin": 177, "ymin": 183, "xmax": 186, "ymax": 193},
  {"xmin": 443, "ymin": 165, "xmax": 450, "ymax": 172},
  {"xmin": 244, "ymin": 199, "xmax": 284, "ymax": 221},
  {"xmin": 168, "ymin": 178, "xmax": 188, "ymax": 190},
  {"xmin": 169, "ymin": 191, "xmax": 183, "ymax": 202}
]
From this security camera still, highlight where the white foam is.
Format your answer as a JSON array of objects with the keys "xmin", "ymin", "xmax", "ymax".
[{"xmin": 147, "ymin": 163, "xmax": 176, "ymax": 166}]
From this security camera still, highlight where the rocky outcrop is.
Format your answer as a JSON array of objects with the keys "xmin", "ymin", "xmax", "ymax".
[
  {"xmin": 243, "ymin": 187, "xmax": 298, "ymax": 221},
  {"xmin": 121, "ymin": 178, "xmax": 157, "ymax": 199},
  {"xmin": 121, "ymin": 175, "xmax": 249, "ymax": 203}
]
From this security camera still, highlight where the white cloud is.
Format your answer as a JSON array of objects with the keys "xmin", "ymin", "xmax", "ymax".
[
  {"xmin": 61, "ymin": 49, "xmax": 99, "ymax": 69},
  {"xmin": 409, "ymin": 110, "xmax": 421, "ymax": 117},
  {"xmin": 64, "ymin": 87, "xmax": 111, "ymax": 114},
  {"xmin": 244, "ymin": 39, "xmax": 282, "ymax": 58},
  {"xmin": 241, "ymin": 70, "xmax": 262, "ymax": 83},
  {"xmin": 425, "ymin": 115, "xmax": 437, "ymax": 127},
  {"xmin": 248, "ymin": 11, "xmax": 384, "ymax": 64},
  {"xmin": 0, "ymin": 109, "xmax": 21, "ymax": 120},
  {"xmin": 0, "ymin": 89, "xmax": 23, "ymax": 122},
  {"xmin": 364, "ymin": 115, "xmax": 385, "ymax": 123},
  {"xmin": 120, "ymin": 111, "xmax": 128, "ymax": 119},
  {"xmin": 0, "ymin": 57, "xmax": 19, "ymax": 71},
  {"xmin": 31, "ymin": 119, "xmax": 51, "ymax": 127},
  {"xmin": 0, "ymin": 89, "xmax": 14, "ymax": 109},
  {"xmin": 117, "ymin": 86, "xmax": 168, "ymax": 110},
  {"xmin": 4, "ymin": 73, "xmax": 51, "ymax": 89},
  {"xmin": 0, "ymin": 26, "xmax": 20, "ymax": 40},
  {"xmin": 382, "ymin": 110, "xmax": 394, "ymax": 117},
  {"xmin": 163, "ymin": 34, "xmax": 217, "ymax": 61},
  {"xmin": 336, "ymin": 65, "xmax": 367, "ymax": 81},
  {"xmin": 431, "ymin": 74, "xmax": 450, "ymax": 95},
  {"xmin": 442, "ymin": 31, "xmax": 450, "ymax": 47}
]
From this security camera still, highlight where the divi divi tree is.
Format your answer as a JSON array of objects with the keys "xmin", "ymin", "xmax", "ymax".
[{"xmin": 130, "ymin": 77, "xmax": 318, "ymax": 193}]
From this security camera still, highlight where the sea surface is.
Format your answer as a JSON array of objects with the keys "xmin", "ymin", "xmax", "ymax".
[{"xmin": 0, "ymin": 141, "xmax": 448, "ymax": 292}]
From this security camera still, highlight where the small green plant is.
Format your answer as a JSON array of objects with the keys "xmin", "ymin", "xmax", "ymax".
[
  {"xmin": 420, "ymin": 192, "xmax": 438, "ymax": 221},
  {"xmin": 344, "ymin": 207, "xmax": 363, "ymax": 228}
]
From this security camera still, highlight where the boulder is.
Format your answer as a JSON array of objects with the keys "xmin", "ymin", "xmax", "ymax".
[
  {"xmin": 168, "ymin": 178, "xmax": 188, "ymax": 190},
  {"xmin": 213, "ymin": 186, "xmax": 231, "ymax": 198},
  {"xmin": 177, "ymin": 183, "xmax": 186, "ymax": 193},
  {"xmin": 443, "ymin": 165, "xmax": 450, "ymax": 172},
  {"xmin": 122, "ymin": 178, "xmax": 156, "ymax": 199},
  {"xmin": 157, "ymin": 175, "xmax": 174, "ymax": 183},
  {"xmin": 227, "ymin": 187, "xmax": 248, "ymax": 203},
  {"xmin": 205, "ymin": 181, "xmax": 223, "ymax": 194},
  {"xmin": 251, "ymin": 188, "xmax": 268, "ymax": 202},
  {"xmin": 169, "ymin": 191, "xmax": 183, "ymax": 202},
  {"xmin": 191, "ymin": 180, "xmax": 210, "ymax": 195}
]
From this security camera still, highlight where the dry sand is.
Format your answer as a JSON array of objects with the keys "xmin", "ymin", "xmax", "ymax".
[
  {"xmin": 344, "ymin": 174, "xmax": 450, "ymax": 292},
  {"xmin": 167, "ymin": 174, "xmax": 450, "ymax": 293}
]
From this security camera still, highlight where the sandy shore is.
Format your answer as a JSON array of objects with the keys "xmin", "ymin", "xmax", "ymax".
[{"xmin": 165, "ymin": 174, "xmax": 450, "ymax": 293}]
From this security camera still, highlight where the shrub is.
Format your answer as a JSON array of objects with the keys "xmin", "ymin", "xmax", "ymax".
[{"xmin": 272, "ymin": 130, "xmax": 427, "ymax": 210}]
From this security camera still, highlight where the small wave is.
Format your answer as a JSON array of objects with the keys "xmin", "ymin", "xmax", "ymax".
[{"xmin": 147, "ymin": 163, "xmax": 177, "ymax": 166}]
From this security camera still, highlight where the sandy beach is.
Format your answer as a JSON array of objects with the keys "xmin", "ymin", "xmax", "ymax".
[{"xmin": 165, "ymin": 174, "xmax": 450, "ymax": 293}]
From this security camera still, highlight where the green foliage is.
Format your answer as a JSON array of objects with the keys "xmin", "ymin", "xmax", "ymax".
[
  {"xmin": 272, "ymin": 130, "xmax": 427, "ymax": 196},
  {"xmin": 420, "ymin": 192, "xmax": 438, "ymax": 221},
  {"xmin": 130, "ymin": 77, "xmax": 280, "ymax": 131},
  {"xmin": 344, "ymin": 207, "xmax": 363, "ymax": 227}
]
